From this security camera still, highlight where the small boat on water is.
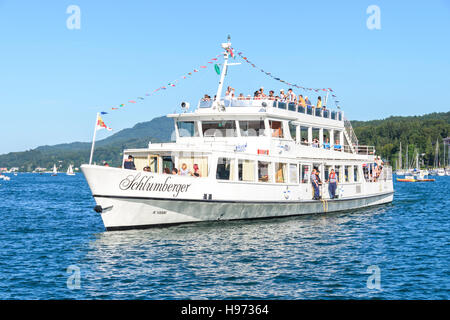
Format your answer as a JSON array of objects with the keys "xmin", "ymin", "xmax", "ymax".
[
  {"xmin": 397, "ymin": 170, "xmax": 435, "ymax": 182},
  {"xmin": 66, "ymin": 164, "xmax": 76, "ymax": 176},
  {"xmin": 397, "ymin": 148, "xmax": 435, "ymax": 182},
  {"xmin": 51, "ymin": 164, "xmax": 58, "ymax": 176}
]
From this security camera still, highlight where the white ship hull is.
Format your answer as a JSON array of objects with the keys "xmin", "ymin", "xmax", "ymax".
[{"xmin": 82, "ymin": 165, "xmax": 393, "ymax": 231}]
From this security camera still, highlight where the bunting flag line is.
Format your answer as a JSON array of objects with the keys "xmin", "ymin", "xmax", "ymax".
[
  {"xmin": 233, "ymin": 48, "xmax": 341, "ymax": 107},
  {"xmin": 100, "ymin": 53, "xmax": 222, "ymax": 114}
]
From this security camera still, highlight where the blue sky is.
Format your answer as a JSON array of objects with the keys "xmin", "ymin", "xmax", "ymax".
[{"xmin": 0, "ymin": 0, "xmax": 449, "ymax": 154}]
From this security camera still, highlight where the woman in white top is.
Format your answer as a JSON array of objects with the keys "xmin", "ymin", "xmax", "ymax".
[{"xmin": 179, "ymin": 163, "xmax": 190, "ymax": 176}]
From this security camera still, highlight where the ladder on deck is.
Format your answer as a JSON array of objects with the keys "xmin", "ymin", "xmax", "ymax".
[{"xmin": 343, "ymin": 117, "xmax": 358, "ymax": 154}]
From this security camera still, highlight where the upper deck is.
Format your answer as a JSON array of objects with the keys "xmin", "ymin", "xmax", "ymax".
[{"xmin": 169, "ymin": 97, "xmax": 345, "ymax": 129}]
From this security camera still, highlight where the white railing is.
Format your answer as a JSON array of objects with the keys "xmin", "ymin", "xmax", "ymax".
[{"xmin": 198, "ymin": 98, "xmax": 344, "ymax": 121}]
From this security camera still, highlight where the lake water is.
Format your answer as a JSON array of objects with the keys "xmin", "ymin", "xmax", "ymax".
[{"xmin": 0, "ymin": 173, "xmax": 448, "ymax": 299}]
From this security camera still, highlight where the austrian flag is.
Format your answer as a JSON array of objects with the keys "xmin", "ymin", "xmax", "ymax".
[{"xmin": 96, "ymin": 115, "xmax": 112, "ymax": 131}]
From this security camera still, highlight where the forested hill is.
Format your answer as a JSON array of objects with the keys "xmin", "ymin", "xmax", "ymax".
[
  {"xmin": 0, "ymin": 116, "xmax": 173, "ymax": 171},
  {"xmin": 352, "ymin": 112, "xmax": 450, "ymax": 167},
  {"xmin": 0, "ymin": 112, "xmax": 448, "ymax": 171}
]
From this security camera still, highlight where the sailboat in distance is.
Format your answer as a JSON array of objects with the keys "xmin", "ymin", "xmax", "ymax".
[
  {"xmin": 396, "ymin": 142, "xmax": 405, "ymax": 175},
  {"xmin": 66, "ymin": 164, "xmax": 76, "ymax": 176},
  {"xmin": 51, "ymin": 164, "xmax": 57, "ymax": 176}
]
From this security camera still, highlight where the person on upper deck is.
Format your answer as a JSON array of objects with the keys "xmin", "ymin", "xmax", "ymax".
[
  {"xmin": 225, "ymin": 86, "xmax": 235, "ymax": 97},
  {"xmin": 316, "ymin": 96, "xmax": 322, "ymax": 109},
  {"xmin": 268, "ymin": 90, "xmax": 275, "ymax": 100},
  {"xmin": 334, "ymin": 140, "xmax": 342, "ymax": 151},
  {"xmin": 305, "ymin": 96, "xmax": 312, "ymax": 107},
  {"xmin": 259, "ymin": 87, "xmax": 267, "ymax": 98},
  {"xmin": 287, "ymin": 89, "xmax": 296, "ymax": 102},
  {"xmin": 298, "ymin": 95, "xmax": 306, "ymax": 109},
  {"xmin": 323, "ymin": 138, "xmax": 330, "ymax": 149},
  {"xmin": 279, "ymin": 89, "xmax": 286, "ymax": 101},
  {"xmin": 312, "ymin": 138, "xmax": 319, "ymax": 148},
  {"xmin": 238, "ymin": 93, "xmax": 245, "ymax": 100}
]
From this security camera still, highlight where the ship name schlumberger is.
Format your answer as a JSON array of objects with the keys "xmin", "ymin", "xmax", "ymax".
[{"xmin": 119, "ymin": 173, "xmax": 192, "ymax": 197}]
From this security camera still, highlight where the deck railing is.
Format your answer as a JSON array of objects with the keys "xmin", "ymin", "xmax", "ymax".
[{"xmin": 198, "ymin": 98, "xmax": 343, "ymax": 121}]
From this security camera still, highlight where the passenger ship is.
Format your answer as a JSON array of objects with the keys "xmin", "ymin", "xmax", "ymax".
[{"xmin": 81, "ymin": 39, "xmax": 394, "ymax": 231}]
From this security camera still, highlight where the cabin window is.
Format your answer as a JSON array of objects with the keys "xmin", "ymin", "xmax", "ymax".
[
  {"xmin": 148, "ymin": 156, "xmax": 158, "ymax": 173},
  {"xmin": 238, "ymin": 159, "xmax": 255, "ymax": 182},
  {"xmin": 269, "ymin": 120, "xmax": 284, "ymax": 138},
  {"xmin": 289, "ymin": 164, "xmax": 298, "ymax": 184},
  {"xmin": 178, "ymin": 156, "xmax": 208, "ymax": 177},
  {"xmin": 300, "ymin": 164, "xmax": 311, "ymax": 183},
  {"xmin": 162, "ymin": 156, "xmax": 174, "ymax": 174},
  {"xmin": 335, "ymin": 166, "xmax": 342, "ymax": 183},
  {"xmin": 354, "ymin": 166, "xmax": 359, "ymax": 182},
  {"xmin": 132, "ymin": 156, "xmax": 149, "ymax": 171},
  {"xmin": 258, "ymin": 161, "xmax": 272, "ymax": 183},
  {"xmin": 289, "ymin": 123, "xmax": 297, "ymax": 141},
  {"xmin": 202, "ymin": 121, "xmax": 237, "ymax": 138},
  {"xmin": 344, "ymin": 166, "xmax": 351, "ymax": 182},
  {"xmin": 177, "ymin": 121, "xmax": 199, "ymax": 137},
  {"xmin": 275, "ymin": 163, "xmax": 287, "ymax": 183},
  {"xmin": 239, "ymin": 120, "xmax": 265, "ymax": 137},
  {"xmin": 216, "ymin": 157, "xmax": 235, "ymax": 181}
]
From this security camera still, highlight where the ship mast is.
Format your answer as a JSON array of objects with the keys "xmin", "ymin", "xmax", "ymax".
[{"xmin": 212, "ymin": 36, "xmax": 231, "ymax": 110}]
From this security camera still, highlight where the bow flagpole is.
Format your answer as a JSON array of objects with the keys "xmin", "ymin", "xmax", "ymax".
[
  {"xmin": 89, "ymin": 112, "xmax": 113, "ymax": 165},
  {"xmin": 89, "ymin": 113, "xmax": 100, "ymax": 165}
]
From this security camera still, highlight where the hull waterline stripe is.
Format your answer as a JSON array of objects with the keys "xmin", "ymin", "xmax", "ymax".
[
  {"xmin": 104, "ymin": 201, "xmax": 393, "ymax": 232},
  {"xmin": 92, "ymin": 191, "xmax": 394, "ymax": 205}
]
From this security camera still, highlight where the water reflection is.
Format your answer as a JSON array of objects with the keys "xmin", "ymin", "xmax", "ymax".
[{"xmin": 83, "ymin": 208, "xmax": 385, "ymax": 299}]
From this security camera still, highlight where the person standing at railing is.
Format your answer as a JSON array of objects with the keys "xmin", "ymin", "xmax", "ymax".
[
  {"xmin": 305, "ymin": 96, "xmax": 312, "ymax": 107},
  {"xmin": 287, "ymin": 88, "xmax": 296, "ymax": 102},
  {"xmin": 298, "ymin": 95, "xmax": 306, "ymax": 109},
  {"xmin": 279, "ymin": 89, "xmax": 286, "ymax": 101},
  {"xmin": 323, "ymin": 138, "xmax": 330, "ymax": 149},
  {"xmin": 316, "ymin": 96, "xmax": 322, "ymax": 109},
  {"xmin": 334, "ymin": 140, "xmax": 342, "ymax": 151},
  {"xmin": 259, "ymin": 87, "xmax": 267, "ymax": 98},
  {"xmin": 268, "ymin": 90, "xmax": 275, "ymax": 100},
  {"xmin": 327, "ymin": 168, "xmax": 338, "ymax": 199},
  {"xmin": 225, "ymin": 86, "xmax": 235, "ymax": 97}
]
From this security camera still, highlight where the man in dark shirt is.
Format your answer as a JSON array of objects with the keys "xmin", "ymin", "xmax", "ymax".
[{"xmin": 123, "ymin": 155, "xmax": 136, "ymax": 170}]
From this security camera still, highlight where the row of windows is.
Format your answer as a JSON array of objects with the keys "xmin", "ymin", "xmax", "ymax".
[
  {"xmin": 178, "ymin": 120, "xmax": 284, "ymax": 138},
  {"xmin": 216, "ymin": 158, "xmax": 360, "ymax": 184},
  {"xmin": 177, "ymin": 120, "xmax": 344, "ymax": 146}
]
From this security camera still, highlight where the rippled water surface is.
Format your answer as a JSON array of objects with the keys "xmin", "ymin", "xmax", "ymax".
[{"xmin": 0, "ymin": 173, "xmax": 448, "ymax": 299}]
